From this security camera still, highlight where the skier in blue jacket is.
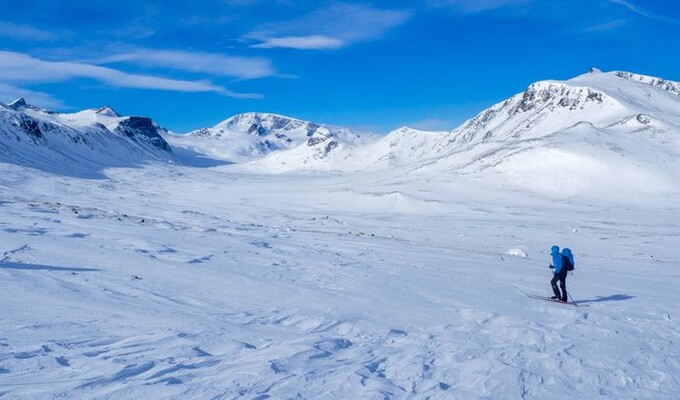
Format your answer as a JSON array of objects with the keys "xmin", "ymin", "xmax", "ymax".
[{"xmin": 549, "ymin": 245, "xmax": 568, "ymax": 302}]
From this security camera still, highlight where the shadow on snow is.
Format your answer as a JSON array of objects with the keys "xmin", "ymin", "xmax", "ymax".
[
  {"xmin": 0, "ymin": 261, "xmax": 101, "ymax": 272},
  {"xmin": 575, "ymin": 294, "xmax": 635, "ymax": 305}
]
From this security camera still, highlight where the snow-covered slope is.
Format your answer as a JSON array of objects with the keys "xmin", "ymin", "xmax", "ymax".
[
  {"xmin": 423, "ymin": 69, "xmax": 680, "ymax": 197},
  {"xmin": 167, "ymin": 112, "xmax": 363, "ymax": 165},
  {"xmin": 4, "ymin": 69, "xmax": 680, "ymax": 190},
  {"xmin": 1, "ymin": 158, "xmax": 679, "ymax": 399},
  {"xmin": 0, "ymin": 99, "xmax": 173, "ymax": 177},
  {"xmin": 443, "ymin": 69, "xmax": 679, "ymax": 147},
  {"xmin": 244, "ymin": 70, "xmax": 680, "ymax": 198}
]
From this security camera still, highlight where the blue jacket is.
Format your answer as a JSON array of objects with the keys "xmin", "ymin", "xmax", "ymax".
[{"xmin": 551, "ymin": 245, "xmax": 563, "ymax": 273}]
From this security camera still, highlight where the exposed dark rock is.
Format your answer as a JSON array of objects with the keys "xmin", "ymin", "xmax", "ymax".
[
  {"xmin": 636, "ymin": 114, "xmax": 651, "ymax": 125},
  {"xmin": 275, "ymin": 133, "xmax": 292, "ymax": 143},
  {"xmin": 512, "ymin": 83, "xmax": 604, "ymax": 115},
  {"xmin": 8, "ymin": 98, "xmax": 28, "ymax": 110},
  {"xmin": 94, "ymin": 106, "xmax": 121, "ymax": 117},
  {"xmin": 113, "ymin": 116, "xmax": 172, "ymax": 152},
  {"xmin": 323, "ymin": 140, "xmax": 339, "ymax": 155},
  {"xmin": 17, "ymin": 115, "xmax": 43, "ymax": 139},
  {"xmin": 615, "ymin": 71, "xmax": 680, "ymax": 96},
  {"xmin": 247, "ymin": 123, "xmax": 267, "ymax": 136},
  {"xmin": 307, "ymin": 136, "xmax": 328, "ymax": 146}
]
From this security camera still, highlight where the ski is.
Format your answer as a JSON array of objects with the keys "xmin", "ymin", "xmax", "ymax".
[
  {"xmin": 525, "ymin": 293, "xmax": 577, "ymax": 307},
  {"xmin": 515, "ymin": 288, "xmax": 578, "ymax": 307}
]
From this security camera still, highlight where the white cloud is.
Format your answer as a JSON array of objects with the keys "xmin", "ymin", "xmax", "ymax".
[
  {"xmin": 0, "ymin": 51, "xmax": 262, "ymax": 99},
  {"xmin": 251, "ymin": 35, "xmax": 346, "ymax": 50},
  {"xmin": 0, "ymin": 83, "xmax": 65, "ymax": 109},
  {"xmin": 428, "ymin": 0, "xmax": 530, "ymax": 13},
  {"xmin": 94, "ymin": 49, "xmax": 276, "ymax": 80},
  {"xmin": 248, "ymin": 3, "xmax": 412, "ymax": 50},
  {"xmin": 0, "ymin": 22, "xmax": 58, "ymax": 41}
]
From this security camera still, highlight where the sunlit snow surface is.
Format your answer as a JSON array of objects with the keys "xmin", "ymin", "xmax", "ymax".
[
  {"xmin": 1, "ymin": 161, "xmax": 679, "ymax": 399},
  {"xmin": 2, "ymin": 70, "xmax": 680, "ymax": 398}
]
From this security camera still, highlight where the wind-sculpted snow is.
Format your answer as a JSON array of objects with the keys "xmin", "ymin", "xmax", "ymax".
[{"xmin": 0, "ymin": 163, "xmax": 679, "ymax": 399}]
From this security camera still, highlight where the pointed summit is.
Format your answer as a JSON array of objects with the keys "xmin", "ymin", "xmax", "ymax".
[
  {"xmin": 8, "ymin": 98, "xmax": 28, "ymax": 110},
  {"xmin": 94, "ymin": 106, "xmax": 121, "ymax": 118},
  {"xmin": 6, "ymin": 98, "xmax": 49, "ymax": 113}
]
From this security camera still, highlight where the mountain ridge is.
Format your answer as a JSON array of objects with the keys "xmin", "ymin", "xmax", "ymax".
[
  {"xmin": 165, "ymin": 111, "xmax": 363, "ymax": 164},
  {"xmin": 3, "ymin": 69, "xmax": 680, "ymax": 196},
  {"xmin": 0, "ymin": 98, "xmax": 173, "ymax": 177}
]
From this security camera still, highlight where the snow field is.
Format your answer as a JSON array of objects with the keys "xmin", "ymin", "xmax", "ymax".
[{"xmin": 1, "ymin": 163, "xmax": 679, "ymax": 399}]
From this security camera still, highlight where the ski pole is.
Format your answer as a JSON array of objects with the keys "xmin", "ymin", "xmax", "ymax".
[{"xmin": 567, "ymin": 290, "xmax": 577, "ymax": 306}]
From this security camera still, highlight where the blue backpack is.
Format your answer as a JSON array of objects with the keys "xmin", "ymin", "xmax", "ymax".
[{"xmin": 562, "ymin": 248, "xmax": 575, "ymax": 271}]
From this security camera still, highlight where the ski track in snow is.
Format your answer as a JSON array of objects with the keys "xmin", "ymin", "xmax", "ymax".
[{"xmin": 1, "ymin": 163, "xmax": 679, "ymax": 399}]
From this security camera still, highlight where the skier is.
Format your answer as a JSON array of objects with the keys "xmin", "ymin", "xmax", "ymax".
[{"xmin": 549, "ymin": 245, "xmax": 568, "ymax": 302}]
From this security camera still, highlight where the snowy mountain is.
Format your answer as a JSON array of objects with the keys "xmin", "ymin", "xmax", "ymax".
[
  {"xmin": 244, "ymin": 69, "xmax": 680, "ymax": 197},
  {"xmin": 425, "ymin": 69, "xmax": 680, "ymax": 196},
  {"xmin": 0, "ymin": 99, "xmax": 173, "ymax": 176},
  {"xmin": 166, "ymin": 112, "xmax": 363, "ymax": 165},
  {"xmin": 4, "ymin": 69, "xmax": 680, "ymax": 194},
  {"xmin": 443, "ymin": 69, "xmax": 679, "ymax": 148}
]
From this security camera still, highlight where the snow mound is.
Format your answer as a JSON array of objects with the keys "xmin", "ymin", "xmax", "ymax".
[{"xmin": 505, "ymin": 248, "xmax": 528, "ymax": 258}]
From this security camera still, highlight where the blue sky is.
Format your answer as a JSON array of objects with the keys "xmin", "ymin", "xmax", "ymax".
[{"xmin": 1, "ymin": 0, "xmax": 679, "ymax": 132}]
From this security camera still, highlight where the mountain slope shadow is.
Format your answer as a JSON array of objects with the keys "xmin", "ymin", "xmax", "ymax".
[{"xmin": 170, "ymin": 146, "xmax": 233, "ymax": 168}]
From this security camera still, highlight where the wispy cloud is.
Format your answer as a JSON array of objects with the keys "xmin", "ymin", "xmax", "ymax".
[
  {"xmin": 247, "ymin": 3, "xmax": 412, "ymax": 50},
  {"xmin": 94, "ymin": 49, "xmax": 276, "ymax": 80},
  {"xmin": 0, "ymin": 83, "xmax": 65, "ymax": 109},
  {"xmin": 251, "ymin": 35, "xmax": 346, "ymax": 50},
  {"xmin": 428, "ymin": 0, "xmax": 531, "ymax": 13},
  {"xmin": 609, "ymin": 0, "xmax": 680, "ymax": 25},
  {"xmin": 578, "ymin": 19, "xmax": 626, "ymax": 33},
  {"xmin": 0, "ymin": 22, "xmax": 59, "ymax": 41},
  {"xmin": 0, "ymin": 51, "xmax": 261, "ymax": 99}
]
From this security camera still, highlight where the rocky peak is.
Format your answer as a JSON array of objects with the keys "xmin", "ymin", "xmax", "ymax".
[
  {"xmin": 224, "ymin": 113, "xmax": 317, "ymax": 132},
  {"xmin": 511, "ymin": 82, "xmax": 605, "ymax": 115},
  {"xmin": 613, "ymin": 71, "xmax": 680, "ymax": 96},
  {"xmin": 94, "ymin": 106, "xmax": 121, "ymax": 117},
  {"xmin": 306, "ymin": 126, "xmax": 333, "ymax": 146},
  {"xmin": 113, "ymin": 116, "xmax": 172, "ymax": 152},
  {"xmin": 6, "ymin": 98, "xmax": 51, "ymax": 113},
  {"xmin": 8, "ymin": 98, "xmax": 28, "ymax": 110}
]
